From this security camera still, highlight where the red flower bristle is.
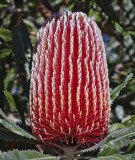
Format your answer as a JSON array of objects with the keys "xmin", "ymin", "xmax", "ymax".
[{"xmin": 29, "ymin": 11, "xmax": 110, "ymax": 146}]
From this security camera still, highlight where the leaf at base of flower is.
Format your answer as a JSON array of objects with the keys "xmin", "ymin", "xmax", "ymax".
[
  {"xmin": 94, "ymin": 153, "xmax": 135, "ymax": 160},
  {"xmin": 0, "ymin": 150, "xmax": 60, "ymax": 160},
  {"xmin": 108, "ymin": 123, "xmax": 125, "ymax": 133},
  {"xmin": 77, "ymin": 123, "xmax": 135, "ymax": 154},
  {"xmin": 122, "ymin": 115, "xmax": 135, "ymax": 127},
  {"xmin": 98, "ymin": 147, "xmax": 120, "ymax": 157},
  {"xmin": 0, "ymin": 108, "xmax": 35, "ymax": 140}
]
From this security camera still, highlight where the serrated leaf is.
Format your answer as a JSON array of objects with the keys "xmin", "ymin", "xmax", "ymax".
[
  {"xmin": 4, "ymin": 90, "xmax": 17, "ymax": 112},
  {"xmin": 98, "ymin": 147, "xmax": 120, "ymax": 157},
  {"xmin": 0, "ymin": 29, "xmax": 12, "ymax": 42},
  {"xmin": 77, "ymin": 124, "xmax": 135, "ymax": 154},
  {"xmin": 94, "ymin": 153, "xmax": 135, "ymax": 160},
  {"xmin": 108, "ymin": 123, "xmax": 125, "ymax": 133},
  {"xmin": 0, "ymin": 108, "xmax": 35, "ymax": 140},
  {"xmin": 0, "ymin": 150, "xmax": 60, "ymax": 160},
  {"xmin": 110, "ymin": 73, "xmax": 133, "ymax": 104},
  {"xmin": 104, "ymin": 137, "xmax": 131, "ymax": 149},
  {"xmin": 98, "ymin": 127, "xmax": 135, "ymax": 157},
  {"xmin": 108, "ymin": 123, "xmax": 135, "ymax": 139},
  {"xmin": 94, "ymin": 153, "xmax": 127, "ymax": 160},
  {"xmin": 122, "ymin": 115, "xmax": 135, "ymax": 127},
  {"xmin": 0, "ymin": 49, "xmax": 12, "ymax": 59},
  {"xmin": 12, "ymin": 19, "xmax": 33, "ymax": 97},
  {"xmin": 116, "ymin": 128, "xmax": 135, "ymax": 140},
  {"xmin": 77, "ymin": 136, "xmax": 109, "ymax": 154}
]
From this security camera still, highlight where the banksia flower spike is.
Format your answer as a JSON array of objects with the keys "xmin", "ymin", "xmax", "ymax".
[{"xmin": 29, "ymin": 11, "xmax": 110, "ymax": 146}]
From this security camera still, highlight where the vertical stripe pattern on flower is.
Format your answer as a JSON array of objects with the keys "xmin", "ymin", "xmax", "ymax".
[{"xmin": 29, "ymin": 11, "xmax": 110, "ymax": 146}]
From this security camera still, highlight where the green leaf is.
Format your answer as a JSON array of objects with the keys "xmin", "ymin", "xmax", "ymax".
[
  {"xmin": 0, "ymin": 0, "xmax": 8, "ymax": 8},
  {"xmin": 0, "ymin": 49, "xmax": 12, "ymax": 59},
  {"xmin": 23, "ymin": 19, "xmax": 37, "ymax": 30},
  {"xmin": 0, "ymin": 108, "xmax": 36, "ymax": 140},
  {"xmin": 127, "ymin": 141, "xmax": 135, "ymax": 152},
  {"xmin": 108, "ymin": 123, "xmax": 125, "ymax": 133},
  {"xmin": 128, "ymin": 31, "xmax": 135, "ymax": 36},
  {"xmin": 13, "ymin": 96, "xmax": 27, "ymax": 130},
  {"xmin": 107, "ymin": 123, "xmax": 135, "ymax": 139},
  {"xmin": 0, "ymin": 67, "xmax": 4, "ymax": 111},
  {"xmin": 0, "ymin": 4, "xmax": 7, "ymax": 8},
  {"xmin": 0, "ymin": 118, "xmax": 33, "ymax": 140},
  {"xmin": 95, "ymin": 0, "xmax": 119, "ymax": 22},
  {"xmin": 114, "ymin": 23, "xmax": 123, "ymax": 34},
  {"xmin": 77, "ymin": 124, "xmax": 135, "ymax": 154},
  {"xmin": 97, "ymin": 134, "xmax": 131, "ymax": 156},
  {"xmin": 124, "ymin": 153, "xmax": 135, "ymax": 160},
  {"xmin": 12, "ymin": 19, "xmax": 33, "ymax": 98},
  {"xmin": 4, "ymin": 90, "xmax": 17, "ymax": 112},
  {"xmin": 98, "ymin": 147, "xmax": 120, "ymax": 157},
  {"xmin": 0, "ymin": 150, "xmax": 60, "ymax": 160},
  {"xmin": 103, "ymin": 137, "xmax": 131, "ymax": 149},
  {"xmin": 94, "ymin": 153, "xmax": 135, "ymax": 160},
  {"xmin": 98, "ymin": 127, "xmax": 135, "ymax": 157},
  {"xmin": 0, "ymin": 29, "xmax": 12, "ymax": 42},
  {"xmin": 4, "ymin": 68, "xmax": 14, "ymax": 89},
  {"xmin": 4, "ymin": 76, "xmax": 27, "ymax": 129},
  {"xmin": 122, "ymin": 115, "xmax": 135, "ymax": 127},
  {"xmin": 4, "ymin": 91, "xmax": 27, "ymax": 136},
  {"xmin": 110, "ymin": 73, "xmax": 133, "ymax": 104},
  {"xmin": 114, "ymin": 22, "xmax": 135, "ymax": 37},
  {"xmin": 0, "ymin": 127, "xmax": 26, "ymax": 141}
]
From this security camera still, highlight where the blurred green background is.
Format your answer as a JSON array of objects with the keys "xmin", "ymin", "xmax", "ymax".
[{"xmin": 0, "ymin": 0, "xmax": 135, "ymax": 140}]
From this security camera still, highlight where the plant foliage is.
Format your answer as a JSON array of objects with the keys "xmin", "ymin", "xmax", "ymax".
[
  {"xmin": 0, "ymin": 150, "xmax": 60, "ymax": 160},
  {"xmin": 110, "ymin": 73, "xmax": 133, "ymax": 104},
  {"xmin": 4, "ymin": 90, "xmax": 17, "ymax": 112},
  {"xmin": 0, "ymin": 49, "xmax": 12, "ymax": 59},
  {"xmin": 0, "ymin": 108, "xmax": 35, "ymax": 140},
  {"xmin": 12, "ymin": 19, "xmax": 33, "ymax": 97},
  {"xmin": 0, "ymin": 29, "xmax": 12, "ymax": 42},
  {"xmin": 0, "ymin": 0, "xmax": 135, "ymax": 159}
]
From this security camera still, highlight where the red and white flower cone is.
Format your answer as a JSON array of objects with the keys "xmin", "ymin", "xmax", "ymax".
[{"xmin": 29, "ymin": 11, "xmax": 110, "ymax": 147}]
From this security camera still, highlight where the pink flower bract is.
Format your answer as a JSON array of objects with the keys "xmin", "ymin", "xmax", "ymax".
[{"xmin": 29, "ymin": 11, "xmax": 110, "ymax": 146}]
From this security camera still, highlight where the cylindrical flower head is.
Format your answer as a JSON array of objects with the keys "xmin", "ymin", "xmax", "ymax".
[{"xmin": 29, "ymin": 11, "xmax": 110, "ymax": 146}]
